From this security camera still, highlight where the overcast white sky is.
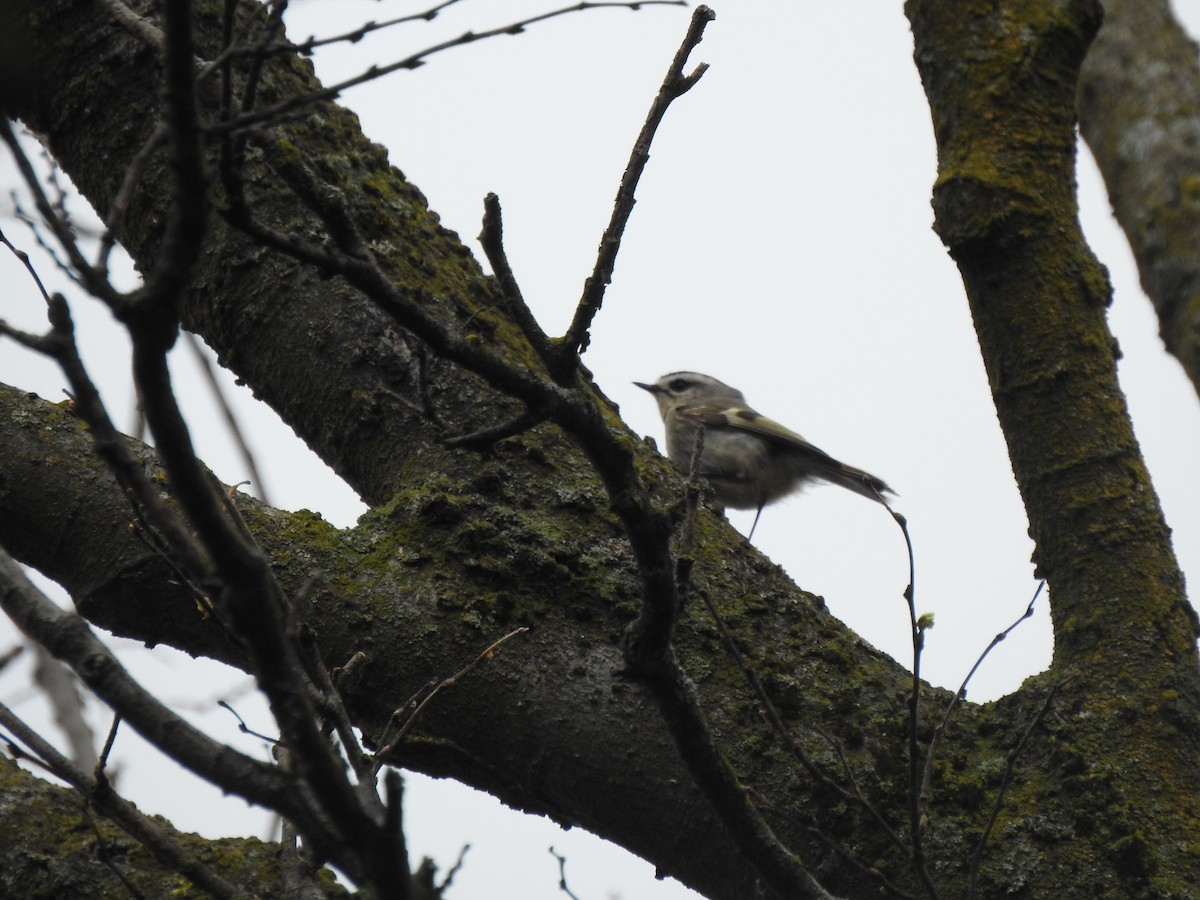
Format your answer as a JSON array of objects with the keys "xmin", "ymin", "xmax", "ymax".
[{"xmin": 3, "ymin": 2, "xmax": 1200, "ymax": 898}]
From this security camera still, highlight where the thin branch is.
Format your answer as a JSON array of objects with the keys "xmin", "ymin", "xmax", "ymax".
[
  {"xmin": 673, "ymin": 420, "xmax": 706, "ymax": 606},
  {"xmin": 802, "ymin": 824, "xmax": 920, "ymax": 900},
  {"xmin": 8, "ymin": 189, "xmax": 86, "ymax": 289},
  {"xmin": 182, "ymin": 331, "xmax": 274, "ymax": 505},
  {"xmin": 82, "ymin": 803, "xmax": 150, "ymax": 899},
  {"xmin": 478, "ymin": 193, "xmax": 551, "ymax": 357},
  {"xmin": 122, "ymin": 9, "xmax": 389, "ymax": 864},
  {"xmin": 96, "ymin": 123, "xmax": 169, "ymax": 279},
  {"xmin": 747, "ymin": 787, "xmax": 918, "ymax": 900},
  {"xmin": 0, "ymin": 553, "xmax": 302, "ymax": 816},
  {"xmin": 622, "ymin": 644, "xmax": 847, "ymax": 900},
  {"xmin": 375, "ymin": 627, "xmax": 529, "ymax": 767},
  {"xmin": 442, "ymin": 408, "xmax": 546, "ymax": 449},
  {"xmin": 9, "ymin": 32, "xmax": 378, "ymax": 871},
  {"xmin": 293, "ymin": 617, "xmax": 375, "ymax": 780},
  {"xmin": 297, "ymin": 0, "xmax": 468, "ymax": 52},
  {"xmin": 919, "ymin": 582, "xmax": 1044, "ymax": 815},
  {"xmin": 379, "ymin": 770, "xmax": 415, "ymax": 900},
  {"xmin": 235, "ymin": 0, "xmax": 289, "ymax": 117},
  {"xmin": 31, "ymin": 645, "xmax": 98, "ymax": 770},
  {"xmin": 4, "ymin": 282, "xmax": 216, "ymax": 588},
  {"xmin": 1, "ymin": 123, "xmax": 118, "ymax": 305},
  {"xmin": 623, "ymin": 425, "xmax": 845, "ymax": 898},
  {"xmin": 0, "ymin": 222, "xmax": 54, "ymax": 303},
  {"xmin": 124, "ymin": 0, "xmax": 207, "ymax": 319},
  {"xmin": 279, "ymin": 819, "xmax": 329, "ymax": 900},
  {"xmin": 697, "ymin": 590, "xmax": 909, "ymax": 859},
  {"xmin": 553, "ymin": 4, "xmax": 714, "ymax": 375},
  {"xmin": 549, "ymin": 846, "xmax": 585, "ymax": 900},
  {"xmin": 436, "ymin": 843, "xmax": 470, "ymax": 893},
  {"xmin": 0, "ymin": 549, "xmax": 375, "ymax": 883},
  {"xmin": 218, "ymin": 700, "xmax": 280, "ymax": 745},
  {"xmin": 0, "ymin": 644, "xmax": 23, "ymax": 673},
  {"xmin": 97, "ymin": 715, "xmax": 121, "ymax": 774},
  {"xmin": 885, "ymin": 503, "xmax": 940, "ymax": 900},
  {"xmin": 206, "ymin": 2, "xmax": 688, "ymax": 140}
]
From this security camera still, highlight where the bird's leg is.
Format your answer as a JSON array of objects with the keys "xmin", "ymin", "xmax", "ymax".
[{"xmin": 747, "ymin": 503, "xmax": 765, "ymax": 541}]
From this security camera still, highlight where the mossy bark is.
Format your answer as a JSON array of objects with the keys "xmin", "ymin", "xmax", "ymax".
[
  {"xmin": 907, "ymin": 0, "xmax": 1200, "ymax": 895},
  {"xmin": 1079, "ymin": 0, "xmax": 1200, "ymax": 402},
  {"xmin": 1, "ymin": 0, "xmax": 1198, "ymax": 897},
  {"xmin": 0, "ymin": 757, "xmax": 345, "ymax": 899}
]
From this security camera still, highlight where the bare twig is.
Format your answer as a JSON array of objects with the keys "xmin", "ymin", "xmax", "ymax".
[
  {"xmin": 0, "ymin": 268, "xmax": 215, "ymax": 588},
  {"xmin": 218, "ymin": 700, "xmax": 279, "ymax": 745},
  {"xmin": 2, "ymin": 123, "xmax": 120, "ymax": 303},
  {"xmin": 96, "ymin": 123, "xmax": 169, "ymax": 278},
  {"xmin": 31, "ymin": 645, "xmax": 98, "ymax": 770},
  {"xmin": 0, "ymin": 644, "xmax": 23, "ymax": 673},
  {"xmin": 442, "ymin": 408, "xmax": 547, "ymax": 449},
  {"xmin": 478, "ymin": 193, "xmax": 551, "ymax": 357},
  {"xmin": 437, "ymin": 843, "xmax": 470, "ymax": 893},
  {"xmin": 279, "ymin": 819, "xmax": 329, "ymax": 900},
  {"xmin": 882, "ymin": 503, "xmax": 940, "ymax": 899},
  {"xmin": 549, "ymin": 846, "xmax": 585, "ymax": 900},
  {"xmin": 737, "ymin": 790, "xmax": 921, "ymax": 900},
  {"xmin": 97, "ymin": 714, "xmax": 121, "ymax": 775},
  {"xmin": 919, "ymin": 582, "xmax": 1044, "ymax": 817},
  {"xmin": 379, "ymin": 770, "xmax": 416, "ymax": 899},
  {"xmin": 0, "ymin": 546, "xmax": 379, "ymax": 883},
  {"xmin": 697, "ymin": 590, "xmax": 909, "ymax": 860},
  {"xmin": 207, "ymin": 2, "xmax": 688, "ymax": 140},
  {"xmin": 293, "ymin": 621, "xmax": 376, "ymax": 780},
  {"xmin": 553, "ymin": 4, "xmax": 713, "ymax": 375},
  {"xmin": 673, "ymin": 421, "xmax": 706, "ymax": 606},
  {"xmin": 294, "ymin": 0, "xmax": 467, "ymax": 52},
  {"xmin": 82, "ymin": 803, "xmax": 149, "ymax": 898},
  {"xmin": 183, "ymin": 332, "xmax": 273, "ymax": 505},
  {"xmin": 0, "ymin": 222, "xmax": 54, "ymax": 303},
  {"xmin": 375, "ymin": 627, "xmax": 529, "ymax": 766},
  {"xmin": 8, "ymin": 189, "xmax": 88, "ymax": 289},
  {"xmin": 127, "ymin": 11, "xmax": 396, "ymax": 877}
]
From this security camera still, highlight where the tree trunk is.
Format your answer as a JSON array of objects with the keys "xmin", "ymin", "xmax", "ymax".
[{"xmin": 2, "ymin": 0, "xmax": 1198, "ymax": 897}]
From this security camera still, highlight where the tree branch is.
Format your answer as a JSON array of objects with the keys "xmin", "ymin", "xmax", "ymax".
[{"xmin": 553, "ymin": 4, "xmax": 714, "ymax": 376}]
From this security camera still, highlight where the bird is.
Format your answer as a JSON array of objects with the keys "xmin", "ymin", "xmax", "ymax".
[{"xmin": 635, "ymin": 371, "xmax": 893, "ymax": 537}]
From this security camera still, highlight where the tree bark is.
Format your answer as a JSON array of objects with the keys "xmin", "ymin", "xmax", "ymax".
[
  {"xmin": 0, "ymin": 758, "xmax": 342, "ymax": 898},
  {"xmin": 1079, "ymin": 0, "xmax": 1200, "ymax": 403},
  {"xmin": 907, "ymin": 0, "xmax": 1200, "ymax": 892},
  {"xmin": 1, "ymin": 0, "xmax": 1198, "ymax": 897}
]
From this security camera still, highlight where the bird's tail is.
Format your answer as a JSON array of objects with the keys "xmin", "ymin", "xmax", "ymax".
[{"xmin": 824, "ymin": 462, "xmax": 894, "ymax": 505}]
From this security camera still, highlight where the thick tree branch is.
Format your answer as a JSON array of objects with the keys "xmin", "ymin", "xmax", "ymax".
[
  {"xmin": 0, "ymin": 702, "xmax": 247, "ymax": 900},
  {"xmin": 6, "ymin": 0, "xmax": 1200, "ymax": 896},
  {"xmin": 907, "ymin": 0, "xmax": 1200, "ymax": 893},
  {"xmin": 0, "ymin": 758, "xmax": 339, "ymax": 898},
  {"xmin": 1079, "ymin": 0, "xmax": 1200, "ymax": 402},
  {"xmin": 0, "ymin": 382, "xmax": 937, "ymax": 899}
]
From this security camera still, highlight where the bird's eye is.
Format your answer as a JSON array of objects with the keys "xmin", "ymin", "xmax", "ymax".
[{"xmin": 668, "ymin": 378, "xmax": 691, "ymax": 392}]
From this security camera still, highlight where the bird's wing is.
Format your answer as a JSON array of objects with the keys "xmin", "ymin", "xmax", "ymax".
[
  {"xmin": 682, "ymin": 403, "xmax": 895, "ymax": 500},
  {"xmin": 680, "ymin": 403, "xmax": 814, "ymax": 448}
]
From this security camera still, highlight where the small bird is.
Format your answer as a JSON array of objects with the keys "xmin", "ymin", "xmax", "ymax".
[{"xmin": 636, "ymin": 372, "xmax": 893, "ymax": 537}]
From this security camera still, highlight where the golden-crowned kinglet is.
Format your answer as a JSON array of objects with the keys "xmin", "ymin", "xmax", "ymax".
[{"xmin": 636, "ymin": 372, "xmax": 893, "ymax": 535}]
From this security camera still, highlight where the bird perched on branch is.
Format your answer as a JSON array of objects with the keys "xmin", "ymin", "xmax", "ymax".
[{"xmin": 636, "ymin": 372, "xmax": 893, "ymax": 537}]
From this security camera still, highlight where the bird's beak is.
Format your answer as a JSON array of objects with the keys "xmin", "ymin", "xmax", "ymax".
[{"xmin": 634, "ymin": 382, "xmax": 660, "ymax": 394}]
